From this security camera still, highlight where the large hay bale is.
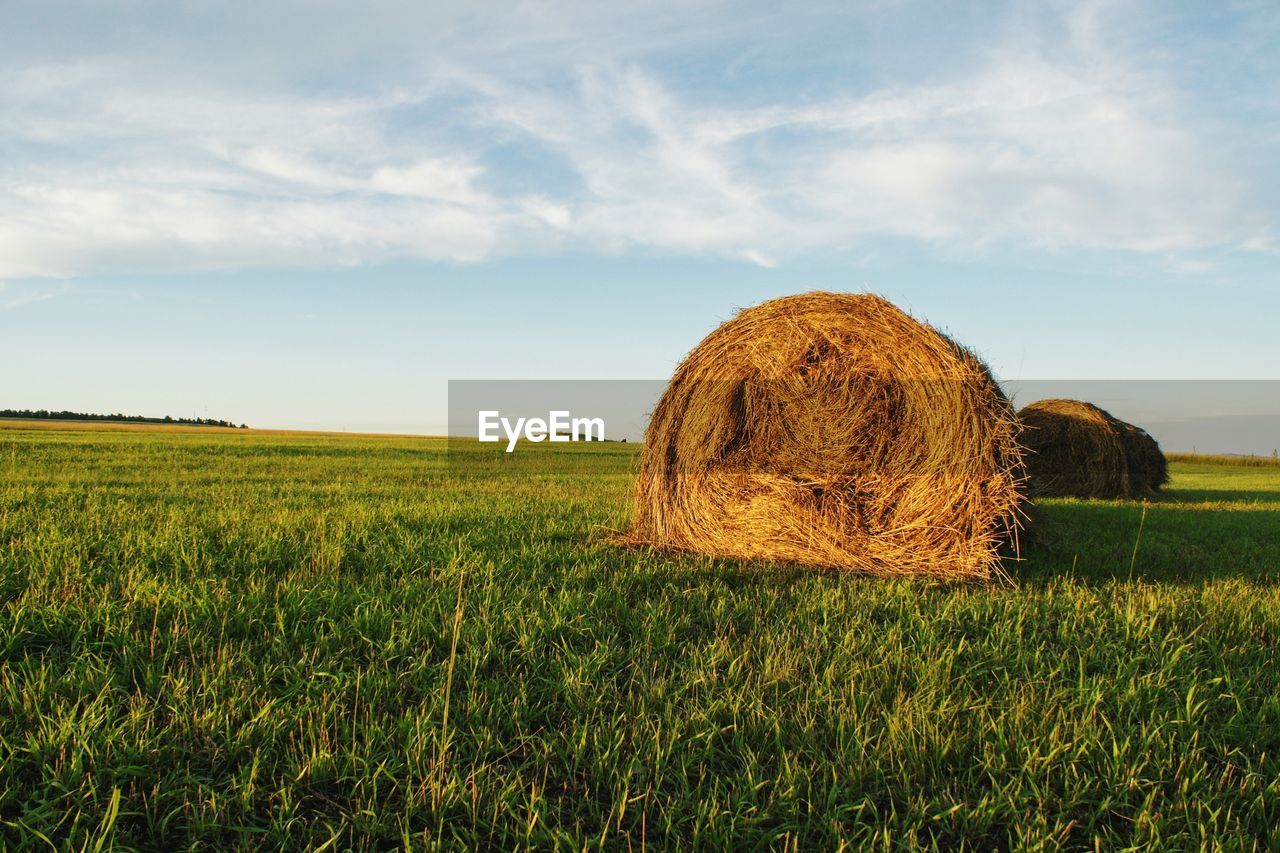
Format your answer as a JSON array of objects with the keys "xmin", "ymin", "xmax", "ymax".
[
  {"xmin": 1017, "ymin": 399, "xmax": 1167, "ymax": 499},
  {"xmin": 623, "ymin": 292, "xmax": 1027, "ymax": 581}
]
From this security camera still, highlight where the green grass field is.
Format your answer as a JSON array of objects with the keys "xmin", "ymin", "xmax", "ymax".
[{"xmin": 2, "ymin": 421, "xmax": 1278, "ymax": 849}]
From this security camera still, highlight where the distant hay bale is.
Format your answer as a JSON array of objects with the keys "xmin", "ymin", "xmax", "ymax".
[
  {"xmin": 1017, "ymin": 399, "xmax": 1168, "ymax": 499},
  {"xmin": 622, "ymin": 292, "xmax": 1027, "ymax": 582},
  {"xmin": 1121, "ymin": 421, "xmax": 1169, "ymax": 492}
]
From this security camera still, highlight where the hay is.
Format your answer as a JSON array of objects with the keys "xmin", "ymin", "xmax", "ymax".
[
  {"xmin": 1017, "ymin": 399, "xmax": 1167, "ymax": 499},
  {"xmin": 1121, "ymin": 422, "xmax": 1170, "ymax": 492},
  {"xmin": 622, "ymin": 291, "xmax": 1027, "ymax": 582}
]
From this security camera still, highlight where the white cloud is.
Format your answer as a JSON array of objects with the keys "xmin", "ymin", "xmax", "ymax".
[
  {"xmin": 0, "ymin": 1, "xmax": 1275, "ymax": 278},
  {"xmin": 742, "ymin": 250, "xmax": 778, "ymax": 269},
  {"xmin": 0, "ymin": 280, "xmax": 71, "ymax": 309},
  {"xmin": 370, "ymin": 159, "xmax": 484, "ymax": 204},
  {"xmin": 521, "ymin": 197, "xmax": 572, "ymax": 229}
]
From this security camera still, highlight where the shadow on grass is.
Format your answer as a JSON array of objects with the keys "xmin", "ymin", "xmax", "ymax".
[
  {"xmin": 1014, "ymin": 493, "xmax": 1280, "ymax": 585},
  {"xmin": 1151, "ymin": 487, "xmax": 1280, "ymax": 505},
  {"xmin": 597, "ymin": 496, "xmax": 1280, "ymax": 591},
  {"xmin": 586, "ymin": 473, "xmax": 1280, "ymax": 589}
]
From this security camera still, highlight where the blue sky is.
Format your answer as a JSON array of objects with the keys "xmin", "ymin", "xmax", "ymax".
[{"xmin": 2, "ymin": 0, "xmax": 1278, "ymax": 433}]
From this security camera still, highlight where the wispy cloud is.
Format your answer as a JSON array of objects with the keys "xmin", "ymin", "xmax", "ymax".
[
  {"xmin": 0, "ymin": 281, "xmax": 71, "ymax": 309},
  {"xmin": 1, "ymin": 0, "xmax": 1276, "ymax": 278}
]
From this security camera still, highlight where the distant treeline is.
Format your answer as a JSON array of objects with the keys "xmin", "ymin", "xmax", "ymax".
[
  {"xmin": 1166, "ymin": 451, "xmax": 1280, "ymax": 468},
  {"xmin": 0, "ymin": 409, "xmax": 248, "ymax": 429}
]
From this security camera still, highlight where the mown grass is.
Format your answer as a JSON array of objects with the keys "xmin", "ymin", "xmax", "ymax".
[{"xmin": 1, "ymin": 423, "xmax": 1277, "ymax": 849}]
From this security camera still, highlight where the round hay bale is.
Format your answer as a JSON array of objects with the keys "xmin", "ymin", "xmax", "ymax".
[
  {"xmin": 1017, "ymin": 399, "xmax": 1166, "ymax": 499},
  {"xmin": 623, "ymin": 291, "xmax": 1027, "ymax": 581},
  {"xmin": 1121, "ymin": 422, "xmax": 1169, "ymax": 492}
]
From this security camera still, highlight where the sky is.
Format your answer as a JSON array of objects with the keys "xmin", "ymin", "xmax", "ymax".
[{"xmin": 2, "ymin": 0, "xmax": 1278, "ymax": 436}]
